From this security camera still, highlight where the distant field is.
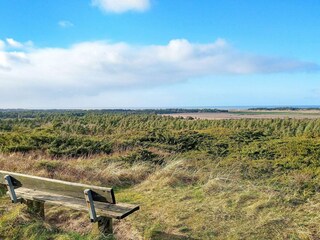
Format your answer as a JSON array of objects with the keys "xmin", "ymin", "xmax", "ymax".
[{"xmin": 162, "ymin": 110, "xmax": 320, "ymax": 119}]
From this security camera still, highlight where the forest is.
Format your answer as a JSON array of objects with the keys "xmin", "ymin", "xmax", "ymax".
[{"xmin": 0, "ymin": 111, "xmax": 319, "ymax": 239}]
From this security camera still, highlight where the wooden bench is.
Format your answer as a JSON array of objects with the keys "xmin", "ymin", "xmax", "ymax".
[{"xmin": 0, "ymin": 170, "xmax": 139, "ymax": 235}]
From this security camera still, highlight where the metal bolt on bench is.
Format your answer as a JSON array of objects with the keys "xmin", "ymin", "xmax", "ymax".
[{"xmin": 0, "ymin": 170, "xmax": 139, "ymax": 235}]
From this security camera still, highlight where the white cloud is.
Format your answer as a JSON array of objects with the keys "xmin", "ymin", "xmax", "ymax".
[
  {"xmin": 58, "ymin": 20, "xmax": 74, "ymax": 28},
  {"xmin": 92, "ymin": 0, "xmax": 150, "ymax": 13},
  {"xmin": 0, "ymin": 38, "xmax": 318, "ymax": 107},
  {"xmin": 5, "ymin": 38, "xmax": 33, "ymax": 49},
  {"xmin": 6, "ymin": 38, "xmax": 23, "ymax": 48}
]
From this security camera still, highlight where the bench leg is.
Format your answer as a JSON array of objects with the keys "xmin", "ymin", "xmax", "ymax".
[
  {"xmin": 94, "ymin": 217, "xmax": 113, "ymax": 235},
  {"xmin": 26, "ymin": 200, "xmax": 45, "ymax": 219}
]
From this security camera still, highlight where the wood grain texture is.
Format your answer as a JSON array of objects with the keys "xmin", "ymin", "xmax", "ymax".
[
  {"xmin": 14, "ymin": 187, "xmax": 139, "ymax": 219},
  {"xmin": 0, "ymin": 170, "xmax": 115, "ymax": 204}
]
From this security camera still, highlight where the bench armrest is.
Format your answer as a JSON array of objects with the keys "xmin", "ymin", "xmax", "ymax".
[
  {"xmin": 4, "ymin": 175, "xmax": 22, "ymax": 204},
  {"xmin": 84, "ymin": 189, "xmax": 100, "ymax": 222}
]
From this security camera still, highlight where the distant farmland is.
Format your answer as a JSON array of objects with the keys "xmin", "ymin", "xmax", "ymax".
[{"xmin": 162, "ymin": 109, "xmax": 320, "ymax": 120}]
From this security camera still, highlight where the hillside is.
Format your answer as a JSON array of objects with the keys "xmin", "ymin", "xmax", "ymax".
[{"xmin": 0, "ymin": 112, "xmax": 319, "ymax": 239}]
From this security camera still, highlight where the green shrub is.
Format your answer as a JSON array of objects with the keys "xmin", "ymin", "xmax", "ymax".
[
  {"xmin": 48, "ymin": 136, "xmax": 112, "ymax": 157},
  {"xmin": 121, "ymin": 149, "xmax": 163, "ymax": 164}
]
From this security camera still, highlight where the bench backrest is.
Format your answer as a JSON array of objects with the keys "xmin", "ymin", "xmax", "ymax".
[{"xmin": 0, "ymin": 170, "xmax": 115, "ymax": 204}]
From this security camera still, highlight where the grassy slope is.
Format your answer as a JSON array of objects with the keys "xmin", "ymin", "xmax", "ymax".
[
  {"xmin": 0, "ymin": 114, "xmax": 320, "ymax": 239},
  {"xmin": 0, "ymin": 153, "xmax": 319, "ymax": 239}
]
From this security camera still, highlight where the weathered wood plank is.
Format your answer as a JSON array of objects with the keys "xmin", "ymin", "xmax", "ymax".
[
  {"xmin": 13, "ymin": 187, "xmax": 139, "ymax": 219},
  {"xmin": 0, "ymin": 171, "xmax": 115, "ymax": 204}
]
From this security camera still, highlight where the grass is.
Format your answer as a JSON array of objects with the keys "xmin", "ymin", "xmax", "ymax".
[
  {"xmin": 1, "ymin": 151, "xmax": 318, "ymax": 239},
  {"xmin": 0, "ymin": 153, "xmax": 320, "ymax": 239},
  {"xmin": 0, "ymin": 192, "xmax": 114, "ymax": 240},
  {"xmin": 116, "ymin": 157, "xmax": 320, "ymax": 239},
  {"xmin": 0, "ymin": 114, "xmax": 320, "ymax": 239}
]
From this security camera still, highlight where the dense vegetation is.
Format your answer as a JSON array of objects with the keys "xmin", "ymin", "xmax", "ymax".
[
  {"xmin": 0, "ymin": 112, "xmax": 319, "ymax": 239},
  {"xmin": 0, "ymin": 108, "xmax": 227, "ymax": 119}
]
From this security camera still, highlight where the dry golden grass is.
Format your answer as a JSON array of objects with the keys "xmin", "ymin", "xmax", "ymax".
[
  {"xmin": 1, "ymin": 152, "xmax": 320, "ymax": 239},
  {"xmin": 116, "ymin": 158, "xmax": 320, "ymax": 240},
  {"xmin": 0, "ymin": 152, "xmax": 155, "ymax": 187},
  {"xmin": 162, "ymin": 111, "xmax": 320, "ymax": 120}
]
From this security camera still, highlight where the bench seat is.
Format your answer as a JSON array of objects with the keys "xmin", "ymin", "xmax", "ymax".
[
  {"xmin": 13, "ymin": 187, "xmax": 139, "ymax": 219},
  {"xmin": 1, "ymin": 170, "xmax": 140, "ymax": 234}
]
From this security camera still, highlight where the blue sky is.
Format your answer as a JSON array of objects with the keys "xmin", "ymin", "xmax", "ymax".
[{"xmin": 0, "ymin": 0, "xmax": 319, "ymax": 108}]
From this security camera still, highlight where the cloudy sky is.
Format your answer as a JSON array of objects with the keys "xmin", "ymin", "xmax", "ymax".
[{"xmin": 0, "ymin": 0, "xmax": 319, "ymax": 108}]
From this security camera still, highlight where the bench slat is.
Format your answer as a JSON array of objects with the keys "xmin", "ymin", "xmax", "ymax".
[
  {"xmin": 0, "ymin": 171, "xmax": 115, "ymax": 204},
  {"xmin": 13, "ymin": 187, "xmax": 139, "ymax": 219}
]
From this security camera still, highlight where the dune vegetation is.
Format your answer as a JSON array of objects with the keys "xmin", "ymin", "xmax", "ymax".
[{"xmin": 0, "ymin": 111, "xmax": 320, "ymax": 239}]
